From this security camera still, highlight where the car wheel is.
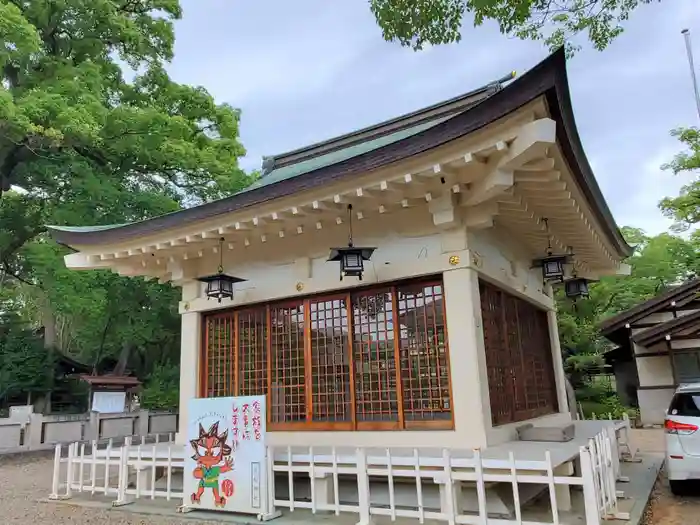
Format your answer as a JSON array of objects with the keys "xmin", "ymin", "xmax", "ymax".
[{"xmin": 670, "ymin": 480, "xmax": 687, "ymax": 496}]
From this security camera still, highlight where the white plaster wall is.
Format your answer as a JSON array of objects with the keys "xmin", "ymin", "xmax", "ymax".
[
  {"xmin": 638, "ymin": 389, "xmax": 674, "ymax": 425},
  {"xmin": 672, "ymin": 338, "xmax": 700, "ymax": 350},
  {"xmin": 633, "ymin": 338, "xmax": 684, "ymax": 425},
  {"xmin": 636, "ymin": 354, "xmax": 674, "ymax": 387},
  {"xmin": 174, "ymin": 207, "xmax": 569, "ymax": 449}
]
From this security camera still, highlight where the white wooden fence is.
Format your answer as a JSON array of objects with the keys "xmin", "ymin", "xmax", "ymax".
[{"xmin": 50, "ymin": 429, "xmax": 626, "ymax": 525}]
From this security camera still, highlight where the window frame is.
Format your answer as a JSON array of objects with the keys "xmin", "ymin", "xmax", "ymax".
[{"xmin": 199, "ymin": 277, "xmax": 454, "ymax": 432}]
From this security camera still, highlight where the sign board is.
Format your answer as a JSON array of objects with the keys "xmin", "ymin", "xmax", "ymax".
[
  {"xmin": 184, "ymin": 395, "xmax": 269, "ymax": 516},
  {"xmin": 91, "ymin": 391, "xmax": 126, "ymax": 413}
]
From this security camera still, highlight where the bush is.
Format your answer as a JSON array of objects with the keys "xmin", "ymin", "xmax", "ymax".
[
  {"xmin": 0, "ymin": 326, "xmax": 55, "ymax": 403},
  {"xmin": 580, "ymin": 394, "xmax": 636, "ymax": 420},
  {"xmin": 139, "ymin": 364, "xmax": 179, "ymax": 411}
]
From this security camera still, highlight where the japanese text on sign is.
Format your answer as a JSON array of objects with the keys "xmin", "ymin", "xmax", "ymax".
[
  {"xmin": 232, "ymin": 405, "xmax": 240, "ymax": 445},
  {"xmin": 252, "ymin": 400, "xmax": 262, "ymax": 441},
  {"xmin": 242, "ymin": 403, "xmax": 251, "ymax": 441}
]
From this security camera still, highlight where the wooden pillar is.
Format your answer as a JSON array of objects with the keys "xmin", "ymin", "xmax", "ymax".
[
  {"xmin": 666, "ymin": 337, "xmax": 677, "ymax": 386},
  {"xmin": 442, "ymin": 267, "xmax": 489, "ymax": 448},
  {"xmin": 176, "ymin": 312, "xmax": 201, "ymax": 445}
]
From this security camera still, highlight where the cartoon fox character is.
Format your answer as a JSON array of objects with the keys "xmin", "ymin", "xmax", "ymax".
[{"xmin": 190, "ymin": 421, "xmax": 234, "ymax": 507}]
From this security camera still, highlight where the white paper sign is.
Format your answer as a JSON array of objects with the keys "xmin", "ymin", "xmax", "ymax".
[
  {"xmin": 91, "ymin": 391, "xmax": 126, "ymax": 413},
  {"xmin": 185, "ymin": 396, "xmax": 268, "ymax": 515}
]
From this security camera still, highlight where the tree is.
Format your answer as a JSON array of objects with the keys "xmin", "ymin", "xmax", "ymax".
[
  {"xmin": 0, "ymin": 0, "xmax": 253, "ymax": 407},
  {"xmin": 555, "ymin": 228, "xmax": 699, "ymax": 417},
  {"xmin": 1, "ymin": 0, "xmax": 252, "ymax": 265},
  {"xmin": 369, "ymin": 0, "xmax": 656, "ymax": 53},
  {"xmin": 660, "ymin": 127, "xmax": 700, "ymax": 230},
  {"xmin": 0, "ymin": 311, "xmax": 55, "ymax": 405}
]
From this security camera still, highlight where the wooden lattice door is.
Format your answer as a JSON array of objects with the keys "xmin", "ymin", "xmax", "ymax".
[{"xmin": 479, "ymin": 280, "xmax": 558, "ymax": 426}]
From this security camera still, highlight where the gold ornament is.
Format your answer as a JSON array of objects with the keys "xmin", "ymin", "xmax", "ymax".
[
  {"xmin": 296, "ymin": 282, "xmax": 304, "ymax": 292},
  {"xmin": 183, "ymin": 302, "xmax": 190, "ymax": 311},
  {"xmin": 448, "ymin": 255, "xmax": 460, "ymax": 266}
]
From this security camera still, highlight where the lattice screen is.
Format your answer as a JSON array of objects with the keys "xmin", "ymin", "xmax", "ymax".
[{"xmin": 202, "ymin": 278, "xmax": 454, "ymax": 430}]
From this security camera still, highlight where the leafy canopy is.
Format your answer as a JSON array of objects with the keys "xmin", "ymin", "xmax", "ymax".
[
  {"xmin": 556, "ymin": 228, "xmax": 698, "ymax": 417},
  {"xmin": 0, "ymin": 0, "xmax": 253, "ymax": 407},
  {"xmin": 661, "ymin": 127, "xmax": 700, "ymax": 231},
  {"xmin": 369, "ymin": 0, "xmax": 657, "ymax": 53},
  {"xmin": 557, "ymin": 227, "xmax": 699, "ymax": 358}
]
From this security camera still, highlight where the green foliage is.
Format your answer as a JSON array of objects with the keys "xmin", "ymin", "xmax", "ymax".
[
  {"xmin": 557, "ymin": 228, "xmax": 699, "ymax": 356},
  {"xmin": 139, "ymin": 364, "xmax": 179, "ymax": 411},
  {"xmin": 0, "ymin": 0, "xmax": 252, "ymax": 409},
  {"xmin": 369, "ymin": 0, "xmax": 657, "ymax": 53},
  {"xmin": 660, "ymin": 127, "xmax": 700, "ymax": 231},
  {"xmin": 0, "ymin": 320, "xmax": 54, "ymax": 401},
  {"xmin": 556, "ymin": 228, "xmax": 699, "ymax": 413},
  {"xmin": 580, "ymin": 396, "xmax": 637, "ymax": 420}
]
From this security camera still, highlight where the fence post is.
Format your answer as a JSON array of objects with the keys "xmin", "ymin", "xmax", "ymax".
[
  {"xmin": 113, "ymin": 438, "xmax": 130, "ymax": 506},
  {"xmin": 88, "ymin": 411, "xmax": 99, "ymax": 441},
  {"xmin": 27, "ymin": 413, "xmax": 44, "ymax": 449},
  {"xmin": 355, "ymin": 448, "xmax": 374, "ymax": 525},
  {"xmin": 49, "ymin": 444, "xmax": 62, "ymax": 499},
  {"xmin": 138, "ymin": 410, "xmax": 150, "ymax": 437},
  {"xmin": 579, "ymin": 446, "xmax": 601, "ymax": 525},
  {"xmin": 64, "ymin": 442, "xmax": 75, "ymax": 498},
  {"xmin": 441, "ymin": 449, "xmax": 456, "ymax": 525},
  {"xmin": 117, "ymin": 442, "xmax": 127, "ymax": 505}
]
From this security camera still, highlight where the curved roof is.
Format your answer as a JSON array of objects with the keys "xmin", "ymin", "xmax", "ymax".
[
  {"xmin": 48, "ymin": 48, "xmax": 632, "ymax": 259},
  {"xmin": 599, "ymin": 278, "xmax": 700, "ymax": 336},
  {"xmin": 632, "ymin": 308, "xmax": 700, "ymax": 347}
]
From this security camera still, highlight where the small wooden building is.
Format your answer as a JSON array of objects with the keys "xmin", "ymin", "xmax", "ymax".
[
  {"xmin": 600, "ymin": 278, "xmax": 700, "ymax": 424},
  {"xmin": 81, "ymin": 374, "xmax": 141, "ymax": 413},
  {"xmin": 49, "ymin": 49, "xmax": 631, "ymax": 451}
]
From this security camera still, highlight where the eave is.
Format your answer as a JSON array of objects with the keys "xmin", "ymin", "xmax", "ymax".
[
  {"xmin": 48, "ymin": 48, "xmax": 632, "ymax": 284},
  {"xmin": 632, "ymin": 308, "xmax": 700, "ymax": 347},
  {"xmin": 599, "ymin": 279, "xmax": 700, "ymax": 337}
]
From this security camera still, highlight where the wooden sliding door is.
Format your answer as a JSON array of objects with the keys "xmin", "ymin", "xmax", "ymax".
[{"xmin": 479, "ymin": 280, "xmax": 558, "ymax": 426}]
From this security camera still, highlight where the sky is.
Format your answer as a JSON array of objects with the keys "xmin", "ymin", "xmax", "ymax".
[{"xmin": 167, "ymin": 0, "xmax": 700, "ymax": 236}]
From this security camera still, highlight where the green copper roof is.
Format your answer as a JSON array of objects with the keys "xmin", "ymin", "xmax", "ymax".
[
  {"xmin": 48, "ymin": 116, "xmax": 454, "ymax": 236},
  {"xmin": 242, "ymin": 115, "xmax": 453, "ymax": 193}
]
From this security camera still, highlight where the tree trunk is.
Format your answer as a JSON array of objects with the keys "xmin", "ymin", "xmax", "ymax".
[
  {"xmin": 41, "ymin": 299, "xmax": 57, "ymax": 413},
  {"xmin": 42, "ymin": 302, "xmax": 57, "ymax": 349},
  {"xmin": 114, "ymin": 341, "xmax": 132, "ymax": 376}
]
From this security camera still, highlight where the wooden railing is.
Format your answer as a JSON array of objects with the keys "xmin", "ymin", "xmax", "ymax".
[{"xmin": 49, "ymin": 427, "xmax": 629, "ymax": 525}]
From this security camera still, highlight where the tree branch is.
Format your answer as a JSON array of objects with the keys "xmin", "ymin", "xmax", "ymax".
[{"xmin": 0, "ymin": 265, "xmax": 39, "ymax": 287}]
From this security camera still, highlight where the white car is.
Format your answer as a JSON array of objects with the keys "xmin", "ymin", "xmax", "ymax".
[{"xmin": 665, "ymin": 383, "xmax": 700, "ymax": 495}]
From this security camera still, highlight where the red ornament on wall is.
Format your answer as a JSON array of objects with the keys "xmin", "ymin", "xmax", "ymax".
[{"xmin": 222, "ymin": 479, "xmax": 234, "ymax": 498}]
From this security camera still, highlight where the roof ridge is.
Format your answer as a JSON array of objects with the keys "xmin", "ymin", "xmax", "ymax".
[{"xmin": 261, "ymin": 71, "xmax": 517, "ymax": 175}]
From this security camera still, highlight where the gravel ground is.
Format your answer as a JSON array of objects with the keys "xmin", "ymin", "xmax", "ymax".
[
  {"xmin": 0, "ymin": 452, "xmax": 220, "ymax": 525},
  {"xmin": 631, "ymin": 428, "xmax": 700, "ymax": 525},
  {"xmin": 642, "ymin": 472, "xmax": 700, "ymax": 525}
]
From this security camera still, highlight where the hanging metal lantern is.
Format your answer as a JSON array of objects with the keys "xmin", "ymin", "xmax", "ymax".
[
  {"xmin": 328, "ymin": 246, "xmax": 376, "ymax": 280},
  {"xmin": 536, "ymin": 254, "xmax": 569, "ymax": 281},
  {"xmin": 531, "ymin": 219, "xmax": 571, "ymax": 282},
  {"xmin": 564, "ymin": 277, "xmax": 593, "ymax": 299},
  {"xmin": 197, "ymin": 238, "xmax": 246, "ymax": 303},
  {"xmin": 327, "ymin": 204, "xmax": 376, "ymax": 281}
]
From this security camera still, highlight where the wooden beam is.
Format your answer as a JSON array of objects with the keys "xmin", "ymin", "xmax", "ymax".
[
  {"xmin": 464, "ymin": 201, "xmax": 498, "ymax": 230},
  {"xmin": 518, "ymin": 158, "xmax": 556, "ymax": 171},
  {"xmin": 498, "ymin": 118, "xmax": 557, "ymax": 171},
  {"xmin": 428, "ymin": 193, "xmax": 460, "ymax": 228},
  {"xmin": 514, "ymin": 170, "xmax": 562, "ymax": 183},
  {"xmin": 463, "ymin": 169, "xmax": 514, "ymax": 206}
]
